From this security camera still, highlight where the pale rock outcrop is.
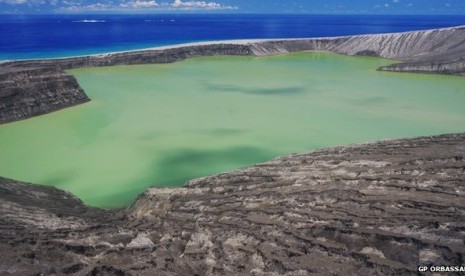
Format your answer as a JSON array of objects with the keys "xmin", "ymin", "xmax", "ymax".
[
  {"xmin": 1, "ymin": 133, "xmax": 464, "ymax": 275},
  {"xmin": 1, "ymin": 25, "xmax": 464, "ymax": 123}
]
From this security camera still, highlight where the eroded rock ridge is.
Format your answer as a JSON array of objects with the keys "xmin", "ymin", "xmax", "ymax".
[
  {"xmin": 0, "ymin": 67, "xmax": 88, "ymax": 124},
  {"xmin": 0, "ymin": 25, "xmax": 465, "ymax": 123},
  {"xmin": 1, "ymin": 133, "xmax": 464, "ymax": 275}
]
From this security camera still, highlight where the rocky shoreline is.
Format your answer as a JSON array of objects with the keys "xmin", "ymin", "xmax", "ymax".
[
  {"xmin": 1, "ymin": 25, "xmax": 465, "ymax": 275},
  {"xmin": 1, "ymin": 132, "xmax": 464, "ymax": 275},
  {"xmin": 1, "ymin": 25, "xmax": 465, "ymax": 124},
  {"xmin": 0, "ymin": 66, "xmax": 89, "ymax": 124}
]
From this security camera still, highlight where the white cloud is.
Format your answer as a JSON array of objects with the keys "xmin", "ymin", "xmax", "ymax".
[
  {"xmin": 121, "ymin": 0, "xmax": 158, "ymax": 8},
  {"xmin": 171, "ymin": 0, "xmax": 236, "ymax": 10},
  {"xmin": 58, "ymin": 2, "xmax": 112, "ymax": 12},
  {"xmin": 0, "ymin": 0, "xmax": 60, "ymax": 6},
  {"xmin": 56, "ymin": 0, "xmax": 236, "ymax": 12},
  {"xmin": 0, "ymin": 0, "xmax": 47, "ymax": 4},
  {"xmin": 0, "ymin": 0, "xmax": 237, "ymax": 11},
  {"xmin": 0, "ymin": 0, "xmax": 27, "ymax": 4}
]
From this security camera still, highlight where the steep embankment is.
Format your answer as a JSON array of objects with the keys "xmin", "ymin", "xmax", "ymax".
[
  {"xmin": 0, "ymin": 44, "xmax": 253, "ymax": 124},
  {"xmin": 0, "ymin": 25, "xmax": 464, "ymax": 123},
  {"xmin": 1, "ymin": 26, "xmax": 464, "ymax": 274},
  {"xmin": 249, "ymin": 25, "xmax": 465, "ymax": 75},
  {"xmin": 1, "ymin": 133, "xmax": 464, "ymax": 275},
  {"xmin": 0, "ymin": 67, "xmax": 88, "ymax": 124}
]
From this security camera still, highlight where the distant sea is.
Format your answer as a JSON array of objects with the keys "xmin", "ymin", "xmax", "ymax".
[{"xmin": 1, "ymin": 14, "xmax": 465, "ymax": 60}]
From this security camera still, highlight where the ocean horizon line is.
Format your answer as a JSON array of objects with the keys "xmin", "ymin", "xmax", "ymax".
[
  {"xmin": 2, "ymin": 12, "xmax": 465, "ymax": 16},
  {"xmin": 2, "ymin": 14, "xmax": 465, "ymax": 61},
  {"xmin": 2, "ymin": 23, "xmax": 465, "ymax": 63}
]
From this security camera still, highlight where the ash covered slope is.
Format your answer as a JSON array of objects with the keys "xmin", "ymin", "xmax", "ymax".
[
  {"xmin": 0, "ymin": 25, "xmax": 464, "ymax": 124},
  {"xmin": 250, "ymin": 25, "xmax": 465, "ymax": 75},
  {"xmin": 1, "ymin": 133, "xmax": 464, "ymax": 275}
]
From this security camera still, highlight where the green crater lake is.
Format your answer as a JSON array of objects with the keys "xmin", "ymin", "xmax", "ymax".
[{"xmin": 1, "ymin": 52, "xmax": 465, "ymax": 207}]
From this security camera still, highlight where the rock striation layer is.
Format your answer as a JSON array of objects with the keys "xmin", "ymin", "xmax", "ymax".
[
  {"xmin": 1, "ymin": 25, "xmax": 465, "ymax": 123},
  {"xmin": 1, "ymin": 25, "xmax": 465, "ymax": 274},
  {"xmin": 1, "ymin": 133, "xmax": 464, "ymax": 275},
  {"xmin": 0, "ymin": 67, "xmax": 89, "ymax": 124}
]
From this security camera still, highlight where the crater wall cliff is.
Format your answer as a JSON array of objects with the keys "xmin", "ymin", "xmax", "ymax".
[
  {"xmin": 1, "ymin": 25, "xmax": 464, "ymax": 124},
  {"xmin": 1, "ymin": 25, "xmax": 465, "ymax": 275},
  {"xmin": 0, "ymin": 67, "xmax": 88, "ymax": 124},
  {"xmin": 1, "ymin": 133, "xmax": 464, "ymax": 275}
]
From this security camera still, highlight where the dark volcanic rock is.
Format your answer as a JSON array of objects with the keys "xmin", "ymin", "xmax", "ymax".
[
  {"xmin": 1, "ymin": 26, "xmax": 465, "ymax": 274},
  {"xmin": 0, "ymin": 44, "xmax": 253, "ymax": 70},
  {"xmin": 1, "ymin": 133, "xmax": 464, "ymax": 275},
  {"xmin": 0, "ymin": 177, "xmax": 111, "ymax": 228},
  {"xmin": 1, "ymin": 25, "xmax": 465, "ymax": 124},
  {"xmin": 0, "ymin": 44, "xmax": 252, "ymax": 124},
  {"xmin": 378, "ymin": 58, "xmax": 465, "ymax": 76},
  {"xmin": 247, "ymin": 25, "xmax": 465, "ymax": 74},
  {"xmin": 0, "ymin": 66, "xmax": 89, "ymax": 124}
]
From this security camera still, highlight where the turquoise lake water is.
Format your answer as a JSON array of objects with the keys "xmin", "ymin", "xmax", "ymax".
[{"xmin": 0, "ymin": 52, "xmax": 464, "ymax": 207}]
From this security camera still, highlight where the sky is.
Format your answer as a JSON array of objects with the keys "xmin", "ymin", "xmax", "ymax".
[{"xmin": 0, "ymin": 0, "xmax": 465, "ymax": 14}]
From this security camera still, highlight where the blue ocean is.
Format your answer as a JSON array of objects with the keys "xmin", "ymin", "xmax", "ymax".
[{"xmin": 1, "ymin": 14, "xmax": 465, "ymax": 60}]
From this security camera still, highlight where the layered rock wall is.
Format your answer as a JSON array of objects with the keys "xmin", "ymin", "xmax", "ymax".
[
  {"xmin": 248, "ymin": 25, "xmax": 465, "ymax": 75},
  {"xmin": 1, "ymin": 25, "xmax": 465, "ymax": 275},
  {"xmin": 0, "ymin": 67, "xmax": 88, "ymax": 124},
  {"xmin": 0, "ymin": 44, "xmax": 254, "ymax": 70},
  {"xmin": 0, "ymin": 44, "xmax": 253, "ymax": 124},
  {"xmin": 1, "ymin": 25, "xmax": 464, "ymax": 124},
  {"xmin": 1, "ymin": 133, "xmax": 464, "ymax": 275},
  {"xmin": 378, "ymin": 58, "xmax": 465, "ymax": 75}
]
